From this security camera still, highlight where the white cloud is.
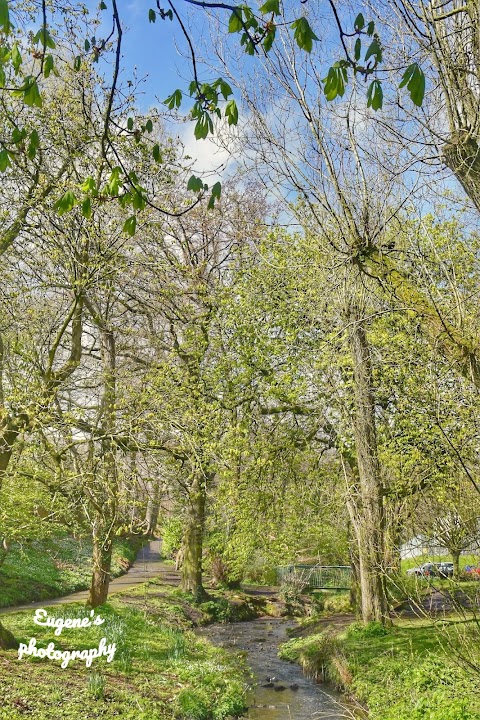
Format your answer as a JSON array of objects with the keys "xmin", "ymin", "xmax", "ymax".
[{"xmin": 176, "ymin": 118, "xmax": 236, "ymax": 182}]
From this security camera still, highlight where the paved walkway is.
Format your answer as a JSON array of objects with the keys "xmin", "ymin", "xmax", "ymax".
[{"xmin": 0, "ymin": 539, "xmax": 164, "ymax": 615}]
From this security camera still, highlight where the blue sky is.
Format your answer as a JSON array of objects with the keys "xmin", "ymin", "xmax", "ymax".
[
  {"xmin": 81, "ymin": 1, "xmax": 194, "ymax": 107},
  {"xmin": 79, "ymin": 1, "xmax": 235, "ymax": 176},
  {"xmin": 112, "ymin": 2, "xmax": 190, "ymax": 107}
]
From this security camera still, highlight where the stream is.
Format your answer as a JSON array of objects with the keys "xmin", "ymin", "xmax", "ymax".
[{"xmin": 198, "ymin": 617, "xmax": 359, "ymax": 719}]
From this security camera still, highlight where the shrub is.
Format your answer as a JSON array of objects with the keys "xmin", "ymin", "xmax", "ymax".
[
  {"xmin": 279, "ymin": 568, "xmax": 311, "ymax": 603},
  {"xmin": 243, "ymin": 554, "xmax": 278, "ymax": 585},
  {"xmin": 160, "ymin": 517, "xmax": 183, "ymax": 558},
  {"xmin": 323, "ymin": 592, "xmax": 352, "ymax": 614},
  {"xmin": 345, "ymin": 621, "xmax": 388, "ymax": 640},
  {"xmin": 199, "ymin": 598, "xmax": 235, "ymax": 623}
]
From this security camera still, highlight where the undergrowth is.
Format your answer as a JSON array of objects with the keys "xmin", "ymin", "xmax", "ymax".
[{"xmin": 0, "ymin": 534, "xmax": 141, "ymax": 607}]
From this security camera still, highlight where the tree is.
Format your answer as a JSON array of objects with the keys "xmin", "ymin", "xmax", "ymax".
[
  {"xmin": 0, "ymin": 42, "xmax": 182, "ymax": 623},
  {"xmin": 386, "ymin": 0, "xmax": 480, "ymax": 211}
]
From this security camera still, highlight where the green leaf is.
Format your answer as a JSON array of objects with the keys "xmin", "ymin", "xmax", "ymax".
[
  {"xmin": 0, "ymin": 149, "xmax": 11, "ymax": 172},
  {"xmin": 354, "ymin": 38, "xmax": 361, "ymax": 62},
  {"xmin": 225, "ymin": 99, "xmax": 238, "ymax": 126},
  {"xmin": 263, "ymin": 26, "xmax": 276, "ymax": 53},
  {"xmin": 44, "ymin": 54, "xmax": 54, "ymax": 78},
  {"xmin": 0, "ymin": 0, "xmax": 10, "ymax": 33},
  {"xmin": 187, "ymin": 175, "xmax": 204, "ymax": 193},
  {"xmin": 207, "ymin": 180, "xmax": 222, "ymax": 209},
  {"xmin": 194, "ymin": 112, "xmax": 213, "ymax": 140},
  {"xmin": 80, "ymin": 176, "xmax": 96, "ymax": 193},
  {"xmin": 118, "ymin": 192, "xmax": 132, "ymax": 209},
  {"xmin": 290, "ymin": 17, "xmax": 319, "ymax": 54},
  {"xmin": 54, "ymin": 190, "xmax": 77, "ymax": 216},
  {"xmin": 216, "ymin": 78, "xmax": 232, "ymax": 100},
  {"xmin": 259, "ymin": 0, "xmax": 280, "ymax": 15},
  {"xmin": 164, "ymin": 89, "xmax": 182, "ymax": 109},
  {"xmin": 106, "ymin": 166, "xmax": 122, "ymax": 196},
  {"xmin": 132, "ymin": 191, "xmax": 146, "ymax": 210},
  {"xmin": 354, "ymin": 13, "xmax": 365, "ymax": 31},
  {"xmin": 12, "ymin": 128, "xmax": 26, "ymax": 144},
  {"xmin": 145, "ymin": 118, "xmax": 153, "ymax": 133},
  {"xmin": 152, "ymin": 143, "xmax": 162, "ymax": 163},
  {"xmin": 99, "ymin": 1, "xmax": 107, "ymax": 9},
  {"xmin": 74, "ymin": 55, "xmax": 81, "ymax": 71},
  {"xmin": 33, "ymin": 27, "xmax": 56, "ymax": 49},
  {"xmin": 123, "ymin": 215, "xmax": 137, "ymax": 236},
  {"xmin": 23, "ymin": 78, "xmax": 42, "ymax": 108},
  {"xmin": 127, "ymin": 117, "xmax": 134, "ymax": 131},
  {"xmin": 323, "ymin": 63, "xmax": 348, "ymax": 101},
  {"xmin": 364, "ymin": 38, "xmax": 382, "ymax": 64},
  {"xmin": 228, "ymin": 10, "xmax": 243, "ymax": 33},
  {"xmin": 27, "ymin": 129, "xmax": 40, "ymax": 159},
  {"xmin": 81, "ymin": 197, "xmax": 92, "ymax": 219},
  {"xmin": 366, "ymin": 79, "xmax": 383, "ymax": 110},
  {"xmin": 11, "ymin": 42, "xmax": 21, "ymax": 73},
  {"xmin": 148, "ymin": 8, "xmax": 156, "ymax": 22},
  {"xmin": 399, "ymin": 62, "xmax": 425, "ymax": 106},
  {"xmin": 240, "ymin": 33, "xmax": 255, "ymax": 55},
  {"xmin": 366, "ymin": 21, "xmax": 375, "ymax": 36}
]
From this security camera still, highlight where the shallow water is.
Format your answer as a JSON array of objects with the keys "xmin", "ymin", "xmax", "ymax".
[{"xmin": 199, "ymin": 617, "xmax": 359, "ymax": 720}]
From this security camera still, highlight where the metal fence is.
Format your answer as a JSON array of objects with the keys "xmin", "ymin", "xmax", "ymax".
[{"xmin": 277, "ymin": 564, "xmax": 352, "ymax": 590}]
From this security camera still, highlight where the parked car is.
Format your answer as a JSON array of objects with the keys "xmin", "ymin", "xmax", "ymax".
[
  {"xmin": 437, "ymin": 562, "xmax": 454, "ymax": 577},
  {"xmin": 406, "ymin": 562, "xmax": 453, "ymax": 578}
]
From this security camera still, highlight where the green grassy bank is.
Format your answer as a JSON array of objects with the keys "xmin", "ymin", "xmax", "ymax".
[
  {"xmin": 280, "ymin": 618, "xmax": 480, "ymax": 720},
  {"xmin": 0, "ymin": 580, "xmax": 249, "ymax": 719},
  {"xmin": 0, "ymin": 535, "xmax": 141, "ymax": 607}
]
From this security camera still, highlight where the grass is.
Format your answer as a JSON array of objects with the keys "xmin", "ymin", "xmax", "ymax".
[
  {"xmin": 0, "ymin": 534, "xmax": 141, "ymax": 607},
  {"xmin": 280, "ymin": 617, "xmax": 480, "ymax": 720},
  {"xmin": 0, "ymin": 580, "xmax": 248, "ymax": 719}
]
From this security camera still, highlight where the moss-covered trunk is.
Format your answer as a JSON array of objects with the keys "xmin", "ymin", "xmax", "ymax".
[
  {"xmin": 86, "ymin": 324, "xmax": 117, "ymax": 609},
  {"xmin": 348, "ymin": 303, "xmax": 387, "ymax": 624},
  {"xmin": 181, "ymin": 473, "xmax": 208, "ymax": 601},
  {"xmin": 451, "ymin": 549, "xmax": 461, "ymax": 579},
  {"xmin": 145, "ymin": 480, "xmax": 161, "ymax": 536},
  {"xmin": 87, "ymin": 530, "xmax": 113, "ymax": 608}
]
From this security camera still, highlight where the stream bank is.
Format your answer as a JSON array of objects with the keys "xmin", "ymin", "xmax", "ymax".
[{"xmin": 198, "ymin": 617, "xmax": 360, "ymax": 719}]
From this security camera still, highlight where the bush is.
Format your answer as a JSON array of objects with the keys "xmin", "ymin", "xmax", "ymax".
[
  {"xmin": 243, "ymin": 554, "xmax": 278, "ymax": 585},
  {"xmin": 323, "ymin": 592, "xmax": 352, "ymax": 614},
  {"xmin": 160, "ymin": 517, "xmax": 183, "ymax": 559},
  {"xmin": 199, "ymin": 598, "xmax": 234, "ymax": 623},
  {"xmin": 345, "ymin": 621, "xmax": 388, "ymax": 640},
  {"xmin": 279, "ymin": 568, "xmax": 311, "ymax": 603}
]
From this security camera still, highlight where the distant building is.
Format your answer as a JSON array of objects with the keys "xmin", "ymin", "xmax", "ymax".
[
  {"xmin": 400, "ymin": 535, "xmax": 448, "ymax": 559},
  {"xmin": 400, "ymin": 534, "xmax": 480, "ymax": 559}
]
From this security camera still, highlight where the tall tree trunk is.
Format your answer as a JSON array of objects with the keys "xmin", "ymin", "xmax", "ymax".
[
  {"xmin": 348, "ymin": 302, "xmax": 387, "ymax": 624},
  {"xmin": 451, "ymin": 548, "xmax": 461, "ymax": 579},
  {"xmin": 181, "ymin": 472, "xmax": 208, "ymax": 601},
  {"xmin": 145, "ymin": 479, "xmax": 161, "ymax": 536},
  {"xmin": 0, "ymin": 427, "xmax": 20, "ymax": 488},
  {"xmin": 86, "ymin": 322, "xmax": 117, "ymax": 608},
  {"xmin": 87, "ymin": 525, "xmax": 113, "ymax": 608},
  {"xmin": 347, "ymin": 520, "xmax": 361, "ymax": 614}
]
